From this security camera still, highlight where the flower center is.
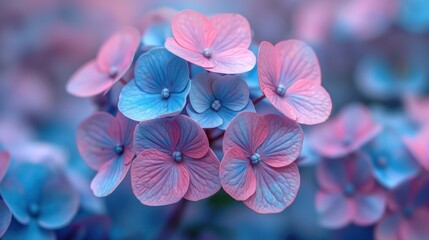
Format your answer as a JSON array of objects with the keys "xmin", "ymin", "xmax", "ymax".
[
  {"xmin": 276, "ymin": 84, "xmax": 286, "ymax": 96},
  {"xmin": 343, "ymin": 183, "xmax": 355, "ymax": 197},
  {"xmin": 108, "ymin": 66, "xmax": 119, "ymax": 78},
  {"xmin": 211, "ymin": 100, "xmax": 221, "ymax": 111},
  {"xmin": 202, "ymin": 48, "xmax": 212, "ymax": 58},
  {"xmin": 114, "ymin": 144, "xmax": 124, "ymax": 155},
  {"xmin": 172, "ymin": 151, "xmax": 182, "ymax": 162},
  {"xmin": 376, "ymin": 157, "xmax": 387, "ymax": 168},
  {"xmin": 27, "ymin": 202, "xmax": 40, "ymax": 217},
  {"xmin": 403, "ymin": 206, "xmax": 413, "ymax": 218},
  {"xmin": 161, "ymin": 88, "xmax": 170, "ymax": 99},
  {"xmin": 249, "ymin": 153, "xmax": 261, "ymax": 165}
]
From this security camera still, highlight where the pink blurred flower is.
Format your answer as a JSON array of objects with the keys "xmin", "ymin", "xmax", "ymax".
[
  {"xmin": 258, "ymin": 40, "xmax": 332, "ymax": 125},
  {"xmin": 404, "ymin": 126, "xmax": 429, "ymax": 171},
  {"xmin": 131, "ymin": 115, "xmax": 220, "ymax": 206},
  {"xmin": 220, "ymin": 112, "xmax": 303, "ymax": 213},
  {"xmin": 67, "ymin": 27, "xmax": 140, "ymax": 97},
  {"xmin": 77, "ymin": 112, "xmax": 137, "ymax": 197},
  {"xmin": 316, "ymin": 152, "xmax": 386, "ymax": 228},
  {"xmin": 165, "ymin": 10, "xmax": 256, "ymax": 74},
  {"xmin": 309, "ymin": 104, "xmax": 382, "ymax": 158}
]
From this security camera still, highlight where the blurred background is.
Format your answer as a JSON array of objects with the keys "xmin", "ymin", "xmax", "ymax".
[{"xmin": 0, "ymin": 0, "xmax": 428, "ymax": 239}]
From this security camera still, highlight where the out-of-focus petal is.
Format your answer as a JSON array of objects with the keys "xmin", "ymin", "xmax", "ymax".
[
  {"xmin": 353, "ymin": 189, "xmax": 386, "ymax": 225},
  {"xmin": 0, "ymin": 151, "xmax": 10, "ymax": 182},
  {"xmin": 315, "ymin": 191, "xmax": 351, "ymax": 228},
  {"xmin": 404, "ymin": 127, "xmax": 429, "ymax": 171},
  {"xmin": 258, "ymin": 114, "xmax": 303, "ymax": 168},
  {"xmin": 375, "ymin": 213, "xmax": 401, "ymax": 240},
  {"xmin": 244, "ymin": 162, "xmax": 300, "ymax": 214},
  {"xmin": 400, "ymin": 207, "xmax": 429, "ymax": 240},
  {"xmin": 175, "ymin": 115, "xmax": 209, "ymax": 158},
  {"xmin": 220, "ymin": 147, "xmax": 256, "ymax": 201},
  {"xmin": 223, "ymin": 112, "xmax": 269, "ymax": 155},
  {"xmin": 0, "ymin": 199, "xmax": 11, "ymax": 238},
  {"xmin": 90, "ymin": 156, "xmax": 130, "ymax": 197},
  {"xmin": 183, "ymin": 149, "xmax": 220, "ymax": 201},
  {"xmin": 66, "ymin": 61, "xmax": 113, "ymax": 97},
  {"xmin": 131, "ymin": 149, "xmax": 190, "ymax": 206}
]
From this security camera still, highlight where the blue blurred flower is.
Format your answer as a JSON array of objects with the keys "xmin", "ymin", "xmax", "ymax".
[
  {"xmin": 118, "ymin": 47, "xmax": 190, "ymax": 121},
  {"xmin": 1, "ymin": 161, "xmax": 79, "ymax": 239},
  {"xmin": 186, "ymin": 72, "xmax": 255, "ymax": 130},
  {"xmin": 363, "ymin": 129, "xmax": 420, "ymax": 189},
  {"xmin": 399, "ymin": 0, "xmax": 429, "ymax": 33}
]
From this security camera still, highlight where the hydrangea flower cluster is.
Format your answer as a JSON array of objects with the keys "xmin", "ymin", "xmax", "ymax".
[{"xmin": 67, "ymin": 9, "xmax": 332, "ymax": 214}]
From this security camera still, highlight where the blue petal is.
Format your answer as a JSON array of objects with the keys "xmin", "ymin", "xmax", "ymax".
[
  {"xmin": 186, "ymin": 103, "xmax": 223, "ymax": 129},
  {"xmin": 4, "ymin": 221, "xmax": 55, "ymax": 240},
  {"xmin": 90, "ymin": 155, "xmax": 130, "ymax": 197},
  {"xmin": 212, "ymin": 75, "xmax": 249, "ymax": 111},
  {"xmin": 217, "ymin": 100, "xmax": 255, "ymax": 130},
  {"xmin": 189, "ymin": 72, "xmax": 217, "ymax": 113},
  {"xmin": 134, "ymin": 118, "xmax": 179, "ymax": 155},
  {"xmin": 166, "ymin": 57, "xmax": 190, "ymax": 93},
  {"xmin": 142, "ymin": 22, "xmax": 172, "ymax": 46},
  {"xmin": 0, "ymin": 199, "xmax": 11, "ymax": 238}
]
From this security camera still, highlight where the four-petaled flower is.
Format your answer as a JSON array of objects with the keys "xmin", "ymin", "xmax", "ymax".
[
  {"xmin": 131, "ymin": 115, "xmax": 221, "ymax": 206},
  {"xmin": 165, "ymin": 10, "xmax": 256, "ymax": 74},
  {"xmin": 258, "ymin": 40, "xmax": 332, "ymax": 125},
  {"xmin": 220, "ymin": 112, "xmax": 303, "ymax": 213},
  {"xmin": 315, "ymin": 152, "xmax": 386, "ymax": 228},
  {"xmin": 187, "ymin": 72, "xmax": 255, "ymax": 129},
  {"xmin": 67, "ymin": 27, "xmax": 140, "ymax": 97},
  {"xmin": 309, "ymin": 104, "xmax": 382, "ymax": 158},
  {"xmin": 118, "ymin": 47, "xmax": 191, "ymax": 121},
  {"xmin": 77, "ymin": 112, "xmax": 137, "ymax": 197}
]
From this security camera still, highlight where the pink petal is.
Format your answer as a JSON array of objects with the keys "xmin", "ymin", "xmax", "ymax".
[
  {"xmin": 66, "ymin": 61, "xmax": 113, "ymax": 97},
  {"xmin": 220, "ymin": 147, "xmax": 256, "ymax": 201},
  {"xmin": 209, "ymin": 48, "xmax": 256, "ymax": 74},
  {"xmin": 404, "ymin": 127, "xmax": 429, "ymax": 171},
  {"xmin": 275, "ymin": 40, "xmax": 321, "ymax": 86},
  {"xmin": 77, "ymin": 112, "xmax": 120, "ymax": 170},
  {"xmin": 165, "ymin": 38, "xmax": 214, "ymax": 69},
  {"xmin": 171, "ymin": 10, "xmax": 216, "ymax": 53},
  {"xmin": 115, "ymin": 112, "xmax": 137, "ymax": 165},
  {"xmin": 244, "ymin": 162, "xmax": 300, "ymax": 214},
  {"xmin": 131, "ymin": 149, "xmax": 190, "ymax": 206},
  {"xmin": 258, "ymin": 41, "xmax": 280, "ymax": 93},
  {"xmin": 285, "ymin": 79, "xmax": 332, "ymax": 125},
  {"xmin": 400, "ymin": 208, "xmax": 429, "ymax": 240},
  {"xmin": 175, "ymin": 115, "xmax": 209, "ymax": 158},
  {"xmin": 352, "ymin": 189, "xmax": 386, "ymax": 225},
  {"xmin": 375, "ymin": 213, "xmax": 401, "ymax": 240},
  {"xmin": 258, "ymin": 114, "xmax": 304, "ymax": 167},
  {"xmin": 405, "ymin": 95, "xmax": 429, "ymax": 125},
  {"xmin": 315, "ymin": 191, "xmax": 352, "ymax": 228},
  {"xmin": 90, "ymin": 155, "xmax": 131, "ymax": 197},
  {"xmin": 210, "ymin": 13, "xmax": 252, "ymax": 53},
  {"xmin": 0, "ymin": 151, "xmax": 10, "ymax": 182},
  {"xmin": 223, "ymin": 112, "xmax": 269, "ymax": 155},
  {"xmin": 182, "ymin": 149, "xmax": 221, "ymax": 201},
  {"xmin": 96, "ymin": 27, "xmax": 140, "ymax": 74}
]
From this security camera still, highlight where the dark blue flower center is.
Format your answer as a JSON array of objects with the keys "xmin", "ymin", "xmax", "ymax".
[
  {"xmin": 114, "ymin": 144, "xmax": 124, "ymax": 155},
  {"xmin": 249, "ymin": 153, "xmax": 261, "ymax": 165},
  {"xmin": 276, "ymin": 84, "xmax": 286, "ymax": 96},
  {"xmin": 27, "ymin": 202, "xmax": 40, "ymax": 218},
  {"xmin": 211, "ymin": 100, "xmax": 221, "ymax": 111},
  {"xmin": 202, "ymin": 48, "xmax": 212, "ymax": 58},
  {"xmin": 403, "ymin": 206, "xmax": 413, "ymax": 218},
  {"xmin": 344, "ymin": 183, "xmax": 355, "ymax": 197},
  {"xmin": 161, "ymin": 88, "xmax": 170, "ymax": 99},
  {"xmin": 172, "ymin": 151, "xmax": 182, "ymax": 162},
  {"xmin": 108, "ymin": 66, "xmax": 119, "ymax": 78},
  {"xmin": 376, "ymin": 157, "xmax": 387, "ymax": 168}
]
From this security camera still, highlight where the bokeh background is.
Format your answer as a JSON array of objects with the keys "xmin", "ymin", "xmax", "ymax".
[{"xmin": 1, "ymin": 0, "xmax": 428, "ymax": 239}]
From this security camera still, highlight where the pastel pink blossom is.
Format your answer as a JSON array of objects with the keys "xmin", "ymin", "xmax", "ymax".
[
  {"xmin": 309, "ymin": 104, "xmax": 382, "ymax": 158},
  {"xmin": 315, "ymin": 152, "xmax": 386, "ymax": 228},
  {"xmin": 258, "ymin": 40, "xmax": 332, "ymax": 125},
  {"xmin": 66, "ymin": 27, "xmax": 140, "ymax": 97},
  {"xmin": 131, "ymin": 115, "xmax": 220, "ymax": 206},
  {"xmin": 404, "ymin": 126, "xmax": 429, "ymax": 171},
  {"xmin": 165, "ymin": 10, "xmax": 256, "ymax": 74},
  {"xmin": 220, "ymin": 112, "xmax": 303, "ymax": 213}
]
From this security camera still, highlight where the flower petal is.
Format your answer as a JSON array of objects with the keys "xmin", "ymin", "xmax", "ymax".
[
  {"xmin": 166, "ymin": 57, "xmax": 190, "ymax": 93},
  {"xmin": 66, "ymin": 61, "xmax": 113, "ymax": 97},
  {"xmin": 315, "ymin": 191, "xmax": 351, "ymax": 228},
  {"xmin": 0, "ymin": 199, "xmax": 11, "ymax": 238},
  {"xmin": 400, "ymin": 208, "xmax": 429, "ymax": 240},
  {"xmin": 217, "ymin": 100, "xmax": 255, "ymax": 130},
  {"xmin": 134, "ymin": 48, "xmax": 170, "ymax": 94},
  {"xmin": 209, "ymin": 48, "xmax": 256, "ymax": 74},
  {"xmin": 131, "ymin": 149, "xmax": 190, "ymax": 206},
  {"xmin": 353, "ymin": 189, "xmax": 386, "ymax": 225},
  {"xmin": 134, "ymin": 118, "xmax": 180, "ymax": 155},
  {"xmin": 375, "ymin": 213, "xmax": 401, "ymax": 240},
  {"xmin": 210, "ymin": 13, "xmax": 252, "ymax": 53},
  {"xmin": 186, "ymin": 104, "xmax": 223, "ymax": 129},
  {"xmin": 165, "ymin": 38, "xmax": 214, "ymax": 68},
  {"xmin": 223, "ymin": 112, "xmax": 269, "ymax": 155},
  {"xmin": 258, "ymin": 114, "xmax": 303, "ymax": 167},
  {"xmin": 0, "ymin": 151, "xmax": 10, "ymax": 182},
  {"xmin": 175, "ymin": 115, "xmax": 209, "ymax": 158},
  {"xmin": 90, "ymin": 155, "xmax": 131, "ymax": 197},
  {"xmin": 183, "ymin": 149, "xmax": 221, "ymax": 201},
  {"xmin": 258, "ymin": 41, "xmax": 280, "ymax": 94},
  {"xmin": 212, "ymin": 75, "xmax": 249, "ymax": 111},
  {"xmin": 96, "ymin": 27, "xmax": 140, "ymax": 74},
  {"xmin": 189, "ymin": 72, "xmax": 217, "ymax": 113},
  {"xmin": 220, "ymin": 147, "xmax": 256, "ymax": 201},
  {"xmin": 244, "ymin": 162, "xmax": 300, "ymax": 214},
  {"xmin": 77, "ymin": 112, "xmax": 119, "ymax": 170}
]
